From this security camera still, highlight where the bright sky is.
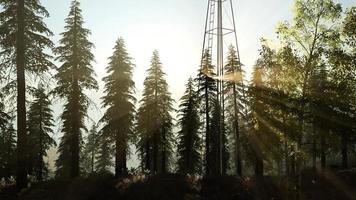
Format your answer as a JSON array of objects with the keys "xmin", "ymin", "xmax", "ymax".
[{"xmin": 41, "ymin": 0, "xmax": 354, "ymax": 168}]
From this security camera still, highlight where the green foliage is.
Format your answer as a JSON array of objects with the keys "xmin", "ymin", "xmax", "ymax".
[
  {"xmin": 137, "ymin": 50, "xmax": 174, "ymax": 174},
  {"xmin": 177, "ymin": 78, "xmax": 202, "ymax": 174},
  {"xmin": 245, "ymin": 1, "xmax": 355, "ymax": 177},
  {"xmin": 95, "ymin": 131, "xmax": 113, "ymax": 174},
  {"xmin": 27, "ymin": 85, "xmax": 56, "ymax": 181},
  {"xmin": 55, "ymin": 0, "xmax": 98, "ymax": 179},
  {"xmin": 101, "ymin": 37, "xmax": 136, "ymax": 176},
  {"xmin": 0, "ymin": 0, "xmax": 54, "ymax": 188},
  {"xmin": 81, "ymin": 124, "xmax": 98, "ymax": 175},
  {"xmin": 224, "ymin": 45, "xmax": 248, "ymax": 175},
  {"xmin": 195, "ymin": 50, "xmax": 217, "ymax": 175},
  {"xmin": 0, "ymin": 99, "xmax": 16, "ymax": 181},
  {"xmin": 0, "ymin": 0, "xmax": 54, "ymax": 76}
]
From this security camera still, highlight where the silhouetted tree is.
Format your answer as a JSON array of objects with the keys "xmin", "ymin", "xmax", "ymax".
[
  {"xmin": 0, "ymin": 99, "xmax": 16, "ymax": 181},
  {"xmin": 95, "ymin": 131, "xmax": 113, "ymax": 174},
  {"xmin": 224, "ymin": 45, "xmax": 245, "ymax": 176},
  {"xmin": 82, "ymin": 124, "xmax": 98, "ymax": 175},
  {"xmin": 177, "ymin": 78, "xmax": 201, "ymax": 174},
  {"xmin": 0, "ymin": 0, "xmax": 54, "ymax": 188},
  {"xmin": 55, "ymin": 0, "xmax": 98, "ymax": 179},
  {"xmin": 27, "ymin": 85, "xmax": 56, "ymax": 181},
  {"xmin": 137, "ymin": 50, "xmax": 174, "ymax": 174},
  {"xmin": 195, "ymin": 50, "xmax": 216, "ymax": 175},
  {"xmin": 101, "ymin": 38, "xmax": 135, "ymax": 177},
  {"xmin": 209, "ymin": 99, "xmax": 230, "ymax": 175}
]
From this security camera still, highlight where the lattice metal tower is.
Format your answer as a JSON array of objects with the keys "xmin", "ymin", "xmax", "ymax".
[{"xmin": 200, "ymin": 0, "xmax": 242, "ymax": 175}]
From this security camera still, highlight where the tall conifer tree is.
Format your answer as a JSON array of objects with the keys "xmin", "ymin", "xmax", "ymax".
[
  {"xmin": 55, "ymin": 0, "xmax": 98, "ymax": 179},
  {"xmin": 195, "ymin": 50, "xmax": 216, "ymax": 175},
  {"xmin": 82, "ymin": 124, "xmax": 98, "ymax": 174},
  {"xmin": 27, "ymin": 85, "xmax": 56, "ymax": 181},
  {"xmin": 0, "ymin": 99, "xmax": 16, "ymax": 181},
  {"xmin": 95, "ymin": 131, "xmax": 113, "ymax": 174},
  {"xmin": 137, "ymin": 50, "xmax": 174, "ymax": 174},
  {"xmin": 177, "ymin": 78, "xmax": 201, "ymax": 174},
  {"xmin": 0, "ymin": 0, "xmax": 54, "ymax": 188},
  {"xmin": 101, "ymin": 38, "xmax": 135, "ymax": 176},
  {"xmin": 224, "ymin": 45, "xmax": 245, "ymax": 176}
]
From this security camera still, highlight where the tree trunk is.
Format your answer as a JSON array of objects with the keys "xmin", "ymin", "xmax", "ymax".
[
  {"xmin": 205, "ymin": 80, "xmax": 210, "ymax": 176},
  {"xmin": 320, "ymin": 132, "xmax": 326, "ymax": 169},
  {"xmin": 233, "ymin": 84, "xmax": 242, "ymax": 176},
  {"xmin": 38, "ymin": 111, "xmax": 44, "ymax": 181},
  {"xmin": 144, "ymin": 139, "xmax": 150, "ymax": 172},
  {"xmin": 71, "ymin": 101, "xmax": 80, "ymax": 178},
  {"xmin": 115, "ymin": 133, "xmax": 121, "ymax": 177},
  {"xmin": 70, "ymin": 6, "xmax": 80, "ymax": 178},
  {"xmin": 282, "ymin": 115, "xmax": 289, "ymax": 176},
  {"xmin": 312, "ymin": 124, "xmax": 317, "ymax": 171},
  {"xmin": 255, "ymin": 154, "xmax": 264, "ymax": 176},
  {"xmin": 284, "ymin": 138, "xmax": 289, "ymax": 176},
  {"xmin": 341, "ymin": 132, "xmax": 348, "ymax": 169},
  {"xmin": 70, "ymin": 79, "xmax": 80, "ymax": 178},
  {"xmin": 123, "ymin": 146, "xmax": 127, "ymax": 175},
  {"xmin": 16, "ymin": 0, "xmax": 28, "ymax": 190},
  {"xmin": 290, "ymin": 147, "xmax": 296, "ymax": 178},
  {"xmin": 153, "ymin": 131, "xmax": 158, "ymax": 174},
  {"xmin": 91, "ymin": 146, "xmax": 95, "ymax": 174},
  {"xmin": 161, "ymin": 128, "xmax": 167, "ymax": 174},
  {"xmin": 187, "ymin": 131, "xmax": 192, "ymax": 174}
]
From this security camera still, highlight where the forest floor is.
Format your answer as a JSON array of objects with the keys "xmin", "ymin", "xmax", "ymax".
[{"xmin": 1, "ymin": 168, "xmax": 356, "ymax": 200}]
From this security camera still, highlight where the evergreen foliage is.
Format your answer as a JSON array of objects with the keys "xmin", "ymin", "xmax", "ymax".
[
  {"xmin": 54, "ymin": 0, "xmax": 98, "ymax": 179},
  {"xmin": 0, "ymin": 99, "xmax": 16, "ymax": 181},
  {"xmin": 177, "ymin": 78, "xmax": 201, "ymax": 174},
  {"xmin": 224, "ymin": 45, "xmax": 247, "ymax": 176},
  {"xmin": 195, "ymin": 50, "xmax": 217, "ymax": 175},
  {"xmin": 101, "ymin": 37, "xmax": 135, "ymax": 176},
  {"xmin": 27, "ymin": 85, "xmax": 56, "ymax": 181},
  {"xmin": 82, "ymin": 124, "xmax": 98, "ymax": 175},
  {"xmin": 137, "ymin": 50, "xmax": 174, "ymax": 174},
  {"xmin": 95, "ymin": 131, "xmax": 113, "ymax": 174},
  {"xmin": 0, "ymin": 0, "xmax": 54, "ymax": 188}
]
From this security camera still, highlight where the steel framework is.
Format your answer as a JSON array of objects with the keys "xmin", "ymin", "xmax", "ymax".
[{"xmin": 200, "ymin": 0, "xmax": 242, "ymax": 175}]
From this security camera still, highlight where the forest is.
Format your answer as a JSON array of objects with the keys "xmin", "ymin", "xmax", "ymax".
[{"xmin": 0, "ymin": 0, "xmax": 355, "ymax": 200}]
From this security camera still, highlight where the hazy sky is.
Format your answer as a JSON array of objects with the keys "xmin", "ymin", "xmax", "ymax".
[
  {"xmin": 41, "ymin": 0, "xmax": 354, "ymax": 168},
  {"xmin": 41, "ymin": 0, "xmax": 354, "ymax": 118}
]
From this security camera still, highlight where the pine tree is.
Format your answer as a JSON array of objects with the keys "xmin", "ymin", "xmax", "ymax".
[
  {"xmin": 137, "ymin": 50, "xmax": 174, "ymax": 174},
  {"xmin": 177, "ymin": 78, "xmax": 201, "ymax": 174},
  {"xmin": 195, "ymin": 50, "xmax": 216, "ymax": 175},
  {"xmin": 95, "ymin": 131, "xmax": 113, "ymax": 174},
  {"xmin": 55, "ymin": 0, "xmax": 98, "ymax": 179},
  {"xmin": 224, "ymin": 45, "xmax": 245, "ymax": 176},
  {"xmin": 0, "ymin": 99, "xmax": 16, "ymax": 181},
  {"xmin": 0, "ymin": 0, "xmax": 54, "ymax": 188},
  {"xmin": 81, "ymin": 124, "xmax": 98, "ymax": 175},
  {"xmin": 101, "ymin": 37, "xmax": 135, "ymax": 177},
  {"xmin": 27, "ymin": 85, "xmax": 56, "ymax": 181}
]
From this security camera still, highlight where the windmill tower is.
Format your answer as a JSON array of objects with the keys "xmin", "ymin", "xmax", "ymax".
[{"xmin": 200, "ymin": 0, "xmax": 242, "ymax": 175}]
